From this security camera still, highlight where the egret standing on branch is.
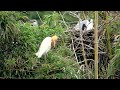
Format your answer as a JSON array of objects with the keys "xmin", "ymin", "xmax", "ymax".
[{"xmin": 35, "ymin": 35, "xmax": 58, "ymax": 59}]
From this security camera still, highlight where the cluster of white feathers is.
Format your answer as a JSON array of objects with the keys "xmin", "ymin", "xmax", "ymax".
[
  {"xmin": 35, "ymin": 37, "xmax": 52, "ymax": 58},
  {"xmin": 29, "ymin": 19, "xmax": 38, "ymax": 26},
  {"xmin": 74, "ymin": 19, "xmax": 94, "ymax": 31}
]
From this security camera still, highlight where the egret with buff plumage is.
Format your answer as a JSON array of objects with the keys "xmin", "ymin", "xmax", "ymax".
[{"xmin": 35, "ymin": 35, "xmax": 58, "ymax": 63}]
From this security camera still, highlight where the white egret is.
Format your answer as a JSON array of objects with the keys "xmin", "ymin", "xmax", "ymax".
[
  {"xmin": 35, "ymin": 35, "xmax": 58, "ymax": 60},
  {"xmin": 29, "ymin": 19, "xmax": 38, "ymax": 26},
  {"xmin": 74, "ymin": 19, "xmax": 94, "ymax": 32}
]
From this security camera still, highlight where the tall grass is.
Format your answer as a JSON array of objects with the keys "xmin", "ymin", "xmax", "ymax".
[{"xmin": 106, "ymin": 11, "xmax": 112, "ymax": 59}]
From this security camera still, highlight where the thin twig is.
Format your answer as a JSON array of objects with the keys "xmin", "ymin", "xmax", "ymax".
[
  {"xmin": 59, "ymin": 11, "xmax": 69, "ymax": 29},
  {"xmin": 83, "ymin": 11, "xmax": 87, "ymax": 20},
  {"xmin": 36, "ymin": 11, "xmax": 44, "ymax": 24},
  {"xmin": 71, "ymin": 37, "xmax": 78, "ymax": 62}
]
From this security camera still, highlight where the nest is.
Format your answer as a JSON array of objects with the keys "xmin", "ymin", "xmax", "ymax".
[{"xmin": 65, "ymin": 28, "xmax": 110, "ymax": 71}]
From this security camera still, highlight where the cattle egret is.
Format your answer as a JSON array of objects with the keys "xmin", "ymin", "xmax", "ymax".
[
  {"xmin": 74, "ymin": 19, "xmax": 94, "ymax": 31},
  {"xmin": 35, "ymin": 35, "xmax": 58, "ymax": 59},
  {"xmin": 29, "ymin": 19, "xmax": 38, "ymax": 26}
]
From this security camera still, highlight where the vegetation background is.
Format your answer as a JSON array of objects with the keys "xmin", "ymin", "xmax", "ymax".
[{"xmin": 0, "ymin": 11, "xmax": 120, "ymax": 79}]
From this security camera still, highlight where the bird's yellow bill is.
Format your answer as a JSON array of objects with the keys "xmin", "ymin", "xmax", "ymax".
[{"xmin": 53, "ymin": 41, "xmax": 56, "ymax": 47}]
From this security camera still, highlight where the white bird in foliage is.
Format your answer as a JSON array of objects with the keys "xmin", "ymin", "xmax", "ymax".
[
  {"xmin": 74, "ymin": 19, "xmax": 94, "ymax": 31},
  {"xmin": 35, "ymin": 35, "xmax": 58, "ymax": 58},
  {"xmin": 29, "ymin": 19, "xmax": 38, "ymax": 26},
  {"xmin": 86, "ymin": 19, "xmax": 94, "ymax": 30}
]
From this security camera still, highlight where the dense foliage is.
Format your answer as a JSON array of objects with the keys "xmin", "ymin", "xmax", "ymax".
[
  {"xmin": 0, "ymin": 11, "xmax": 120, "ymax": 79},
  {"xmin": 0, "ymin": 11, "xmax": 81, "ymax": 79}
]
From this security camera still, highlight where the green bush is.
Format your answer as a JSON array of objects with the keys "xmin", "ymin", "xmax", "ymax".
[
  {"xmin": 0, "ymin": 11, "xmax": 83, "ymax": 79},
  {"xmin": 107, "ymin": 19, "xmax": 120, "ymax": 78}
]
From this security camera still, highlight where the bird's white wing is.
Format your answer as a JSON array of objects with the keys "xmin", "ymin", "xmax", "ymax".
[
  {"xmin": 82, "ymin": 20, "xmax": 88, "ymax": 24},
  {"xmin": 86, "ymin": 19, "xmax": 94, "ymax": 30},
  {"xmin": 32, "ymin": 22, "xmax": 38, "ymax": 26},
  {"xmin": 36, "ymin": 37, "xmax": 52, "ymax": 58},
  {"xmin": 87, "ymin": 23, "xmax": 93, "ymax": 30},
  {"xmin": 74, "ymin": 21, "xmax": 83, "ymax": 30},
  {"xmin": 74, "ymin": 19, "xmax": 94, "ymax": 31}
]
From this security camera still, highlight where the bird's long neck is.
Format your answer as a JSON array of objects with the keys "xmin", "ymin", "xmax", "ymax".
[
  {"xmin": 51, "ymin": 39, "xmax": 54, "ymax": 47},
  {"xmin": 51, "ymin": 39, "xmax": 56, "ymax": 48}
]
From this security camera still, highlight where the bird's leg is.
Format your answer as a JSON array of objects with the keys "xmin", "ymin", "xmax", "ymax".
[{"xmin": 44, "ymin": 53, "xmax": 47, "ymax": 63}]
